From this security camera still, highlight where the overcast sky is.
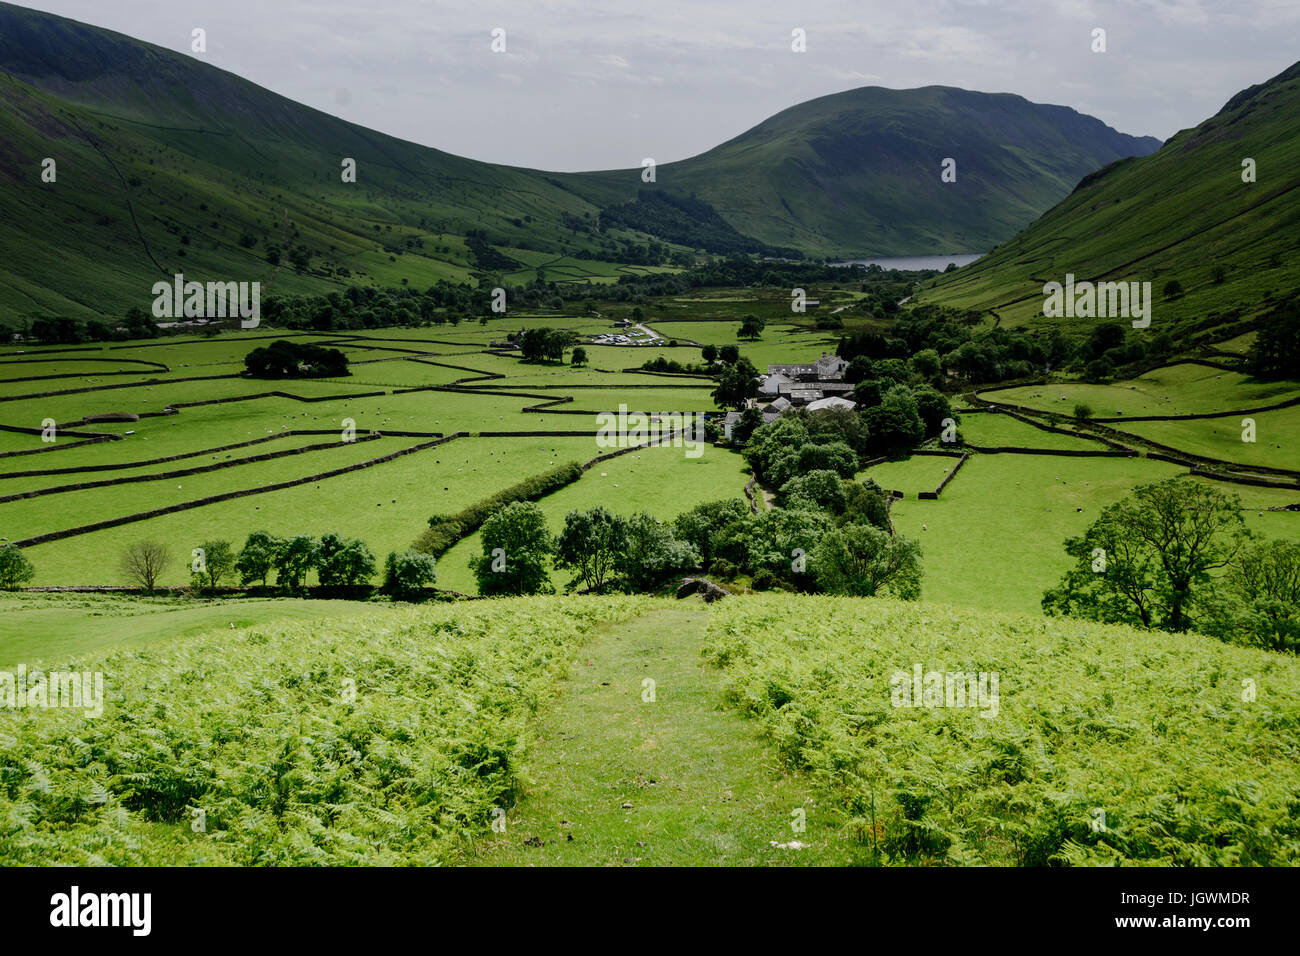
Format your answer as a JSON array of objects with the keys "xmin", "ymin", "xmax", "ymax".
[{"xmin": 19, "ymin": 0, "xmax": 1300, "ymax": 171}]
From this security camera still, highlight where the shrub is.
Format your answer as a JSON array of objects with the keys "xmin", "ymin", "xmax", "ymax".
[
  {"xmin": 795, "ymin": 441, "xmax": 857, "ymax": 479},
  {"xmin": 811, "ymin": 525, "xmax": 923, "ymax": 599},
  {"xmin": 673, "ymin": 499, "xmax": 750, "ymax": 567},
  {"xmin": 316, "ymin": 534, "xmax": 377, "ymax": 588},
  {"xmin": 863, "ymin": 386, "xmax": 925, "ymax": 455},
  {"xmin": 120, "ymin": 540, "xmax": 172, "ymax": 593},
  {"xmin": 714, "ymin": 507, "xmax": 831, "ymax": 578},
  {"xmin": 0, "ymin": 544, "xmax": 35, "ymax": 590},
  {"xmin": 236, "ymin": 531, "xmax": 280, "ymax": 587},
  {"xmin": 189, "ymin": 539, "xmax": 234, "ymax": 593},
  {"xmin": 780, "ymin": 470, "xmax": 849, "ymax": 514},
  {"xmin": 840, "ymin": 479, "xmax": 891, "ymax": 531},
  {"xmin": 0, "ymin": 598, "xmax": 651, "ymax": 864},
  {"xmin": 1083, "ymin": 357, "xmax": 1115, "ymax": 383},
  {"xmin": 555, "ymin": 508, "xmax": 626, "ymax": 592},
  {"xmin": 616, "ymin": 513, "xmax": 700, "ymax": 592},
  {"xmin": 912, "ymin": 386, "xmax": 955, "ymax": 439},
  {"xmin": 709, "ymin": 559, "xmax": 737, "ymax": 578},
  {"xmin": 273, "ymin": 535, "xmax": 319, "ymax": 592},
  {"xmin": 244, "ymin": 340, "xmax": 348, "ymax": 378},
  {"xmin": 383, "ymin": 550, "xmax": 437, "ymax": 600}
]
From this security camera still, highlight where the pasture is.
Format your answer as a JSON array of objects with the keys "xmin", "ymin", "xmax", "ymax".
[
  {"xmin": 986, "ymin": 363, "xmax": 1298, "ymax": 418},
  {"xmin": 884, "ymin": 454, "xmax": 1291, "ymax": 614},
  {"xmin": 2, "ymin": 324, "xmax": 1295, "ymax": 618},
  {"xmin": 0, "ymin": 324, "xmax": 740, "ymax": 587}
]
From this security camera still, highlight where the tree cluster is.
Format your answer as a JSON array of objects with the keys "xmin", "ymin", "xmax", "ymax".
[
  {"xmin": 243, "ymin": 340, "xmax": 349, "ymax": 378},
  {"xmin": 1043, "ymin": 477, "xmax": 1299, "ymax": 653}
]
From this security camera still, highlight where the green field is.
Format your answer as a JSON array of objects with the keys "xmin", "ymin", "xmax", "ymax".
[
  {"xmin": 863, "ymin": 455, "xmax": 964, "ymax": 497},
  {"xmin": 0, "ymin": 321, "xmax": 743, "ymax": 587},
  {"xmin": 0, "ymin": 592, "xmax": 398, "ymax": 666},
  {"xmin": 4, "ymin": 328, "xmax": 1296, "ymax": 609},
  {"xmin": 436, "ymin": 444, "xmax": 752, "ymax": 594},
  {"xmin": 985, "ymin": 363, "xmax": 1299, "ymax": 419},
  {"xmin": 957, "ymin": 412, "xmax": 1109, "ymax": 451},
  {"xmin": 1121, "ymin": 405, "xmax": 1300, "ymax": 470},
  {"xmin": 885, "ymin": 454, "xmax": 1292, "ymax": 614}
]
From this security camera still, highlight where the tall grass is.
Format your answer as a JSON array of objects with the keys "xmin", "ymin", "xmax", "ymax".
[
  {"xmin": 703, "ymin": 595, "xmax": 1300, "ymax": 865},
  {"xmin": 0, "ymin": 596, "xmax": 649, "ymax": 865}
]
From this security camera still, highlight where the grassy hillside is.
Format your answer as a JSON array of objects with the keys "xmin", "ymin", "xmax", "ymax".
[
  {"xmin": 918, "ymin": 61, "xmax": 1300, "ymax": 338},
  {"xmin": 0, "ymin": 2, "xmax": 638, "ymax": 323},
  {"xmin": 704, "ymin": 595, "xmax": 1300, "ymax": 865},
  {"xmin": 0, "ymin": 591, "xmax": 400, "ymax": 665},
  {"xmin": 560, "ymin": 85, "xmax": 1160, "ymax": 257},
  {"xmin": 0, "ymin": 594, "xmax": 652, "ymax": 865},
  {"xmin": 5, "ymin": 592, "xmax": 1296, "ymax": 866}
]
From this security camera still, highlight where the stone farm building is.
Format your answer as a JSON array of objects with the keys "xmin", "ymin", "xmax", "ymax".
[
  {"xmin": 723, "ymin": 354, "xmax": 856, "ymax": 439},
  {"xmin": 758, "ymin": 353, "xmax": 852, "ymax": 404}
]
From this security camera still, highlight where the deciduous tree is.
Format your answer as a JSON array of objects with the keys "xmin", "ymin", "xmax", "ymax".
[
  {"xmin": 121, "ymin": 540, "xmax": 173, "ymax": 593},
  {"xmin": 1043, "ymin": 478, "xmax": 1249, "ymax": 632},
  {"xmin": 471, "ymin": 501, "xmax": 554, "ymax": 595}
]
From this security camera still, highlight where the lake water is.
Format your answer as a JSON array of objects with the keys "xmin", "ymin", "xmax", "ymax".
[{"xmin": 830, "ymin": 253, "xmax": 983, "ymax": 271}]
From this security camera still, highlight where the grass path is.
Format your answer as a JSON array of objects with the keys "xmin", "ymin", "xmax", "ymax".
[{"xmin": 469, "ymin": 604, "xmax": 852, "ymax": 866}]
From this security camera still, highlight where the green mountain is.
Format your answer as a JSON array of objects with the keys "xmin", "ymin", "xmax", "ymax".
[
  {"xmin": 560, "ymin": 85, "xmax": 1161, "ymax": 256},
  {"xmin": 0, "ymin": 1, "xmax": 611, "ymax": 323},
  {"xmin": 919, "ymin": 61, "xmax": 1300, "ymax": 339},
  {"xmin": 0, "ymin": 1, "xmax": 1159, "ymax": 323}
]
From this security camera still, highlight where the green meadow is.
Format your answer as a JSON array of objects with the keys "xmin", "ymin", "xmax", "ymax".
[
  {"xmin": 1121, "ymin": 406, "xmax": 1300, "ymax": 469},
  {"xmin": 885, "ymin": 454, "xmax": 1290, "ymax": 614},
  {"xmin": 985, "ymin": 363, "xmax": 1298, "ymax": 418},
  {"xmin": 0, "ymin": 592, "xmax": 398, "ymax": 667},
  {"xmin": 956, "ymin": 412, "xmax": 1105, "ymax": 450}
]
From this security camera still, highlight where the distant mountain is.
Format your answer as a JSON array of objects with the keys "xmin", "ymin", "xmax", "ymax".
[
  {"xmin": 560, "ymin": 85, "xmax": 1161, "ymax": 256},
  {"xmin": 0, "ymin": 1, "xmax": 1160, "ymax": 322},
  {"xmin": 919, "ymin": 62, "xmax": 1300, "ymax": 338}
]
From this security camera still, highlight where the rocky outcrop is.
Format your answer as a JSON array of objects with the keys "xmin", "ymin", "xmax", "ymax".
[{"xmin": 676, "ymin": 577, "xmax": 729, "ymax": 603}]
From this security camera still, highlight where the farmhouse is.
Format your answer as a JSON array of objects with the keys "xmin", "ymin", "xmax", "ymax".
[
  {"xmin": 722, "ymin": 409, "xmax": 780, "ymax": 440},
  {"xmin": 758, "ymin": 353, "xmax": 852, "ymax": 405}
]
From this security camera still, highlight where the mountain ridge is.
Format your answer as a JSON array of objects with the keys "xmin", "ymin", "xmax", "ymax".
[
  {"xmin": 919, "ymin": 58, "xmax": 1300, "ymax": 339},
  {"xmin": 0, "ymin": 1, "xmax": 1164, "ymax": 321}
]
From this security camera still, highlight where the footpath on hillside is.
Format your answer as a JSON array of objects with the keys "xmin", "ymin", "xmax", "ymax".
[{"xmin": 469, "ymin": 604, "xmax": 852, "ymax": 866}]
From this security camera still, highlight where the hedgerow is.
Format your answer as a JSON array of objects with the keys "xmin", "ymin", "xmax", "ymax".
[{"xmin": 413, "ymin": 462, "xmax": 584, "ymax": 556}]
